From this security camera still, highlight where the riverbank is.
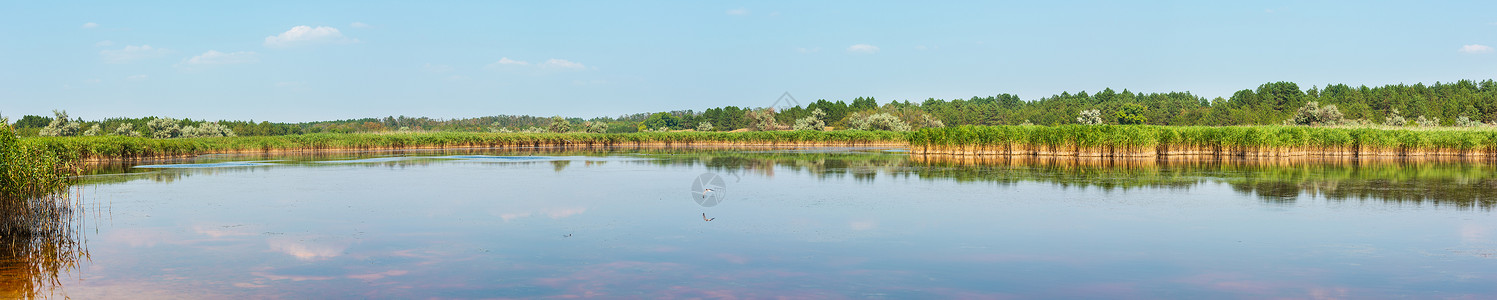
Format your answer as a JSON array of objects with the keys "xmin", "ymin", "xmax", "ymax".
[
  {"xmin": 19, "ymin": 131, "xmax": 908, "ymax": 162},
  {"xmin": 908, "ymin": 125, "xmax": 1497, "ymax": 158}
]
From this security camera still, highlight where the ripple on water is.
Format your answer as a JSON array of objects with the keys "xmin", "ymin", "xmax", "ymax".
[
  {"xmin": 133, "ymin": 161, "xmax": 281, "ymax": 169},
  {"xmin": 312, "ymin": 157, "xmax": 441, "ymax": 164}
]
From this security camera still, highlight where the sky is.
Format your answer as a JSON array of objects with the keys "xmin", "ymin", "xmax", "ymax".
[{"xmin": 2, "ymin": 1, "xmax": 1495, "ymax": 122}]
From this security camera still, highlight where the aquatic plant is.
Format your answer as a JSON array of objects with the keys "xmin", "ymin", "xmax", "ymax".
[
  {"xmin": 14, "ymin": 130, "xmax": 907, "ymax": 162},
  {"xmin": 909, "ymin": 125, "xmax": 1497, "ymax": 158}
]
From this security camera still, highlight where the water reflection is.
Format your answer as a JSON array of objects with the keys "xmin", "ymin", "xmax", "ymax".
[
  {"xmin": 0, "ymin": 189, "xmax": 86, "ymax": 299},
  {"xmin": 74, "ymin": 148, "xmax": 1497, "ymax": 210},
  {"xmin": 15, "ymin": 148, "xmax": 1497, "ymax": 297}
]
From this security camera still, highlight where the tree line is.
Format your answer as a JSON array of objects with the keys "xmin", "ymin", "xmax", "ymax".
[{"xmin": 10, "ymin": 79, "xmax": 1497, "ymax": 137}]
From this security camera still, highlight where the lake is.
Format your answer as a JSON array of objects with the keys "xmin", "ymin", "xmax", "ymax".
[{"xmin": 5, "ymin": 147, "xmax": 1496, "ymax": 299}]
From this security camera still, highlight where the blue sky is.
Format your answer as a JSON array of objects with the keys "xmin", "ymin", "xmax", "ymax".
[{"xmin": 2, "ymin": 1, "xmax": 1494, "ymax": 122}]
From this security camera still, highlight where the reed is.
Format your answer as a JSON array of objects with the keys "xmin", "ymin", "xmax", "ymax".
[
  {"xmin": 18, "ymin": 130, "xmax": 909, "ymax": 162},
  {"xmin": 910, "ymin": 125, "xmax": 1497, "ymax": 158}
]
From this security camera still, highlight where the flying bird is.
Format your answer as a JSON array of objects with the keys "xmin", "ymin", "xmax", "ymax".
[{"xmin": 702, "ymin": 213, "xmax": 715, "ymax": 222}]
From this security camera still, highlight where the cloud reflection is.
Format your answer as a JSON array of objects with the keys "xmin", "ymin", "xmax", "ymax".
[
  {"xmin": 497, "ymin": 207, "xmax": 588, "ymax": 222},
  {"xmin": 266, "ymin": 238, "xmax": 347, "ymax": 261}
]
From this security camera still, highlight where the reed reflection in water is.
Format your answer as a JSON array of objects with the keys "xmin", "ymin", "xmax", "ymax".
[
  {"xmin": 11, "ymin": 148, "xmax": 1497, "ymax": 298},
  {"xmin": 0, "ymin": 188, "xmax": 87, "ymax": 299}
]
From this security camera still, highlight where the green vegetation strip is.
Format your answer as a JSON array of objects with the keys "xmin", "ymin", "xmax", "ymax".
[
  {"xmin": 17, "ymin": 131, "xmax": 908, "ymax": 161},
  {"xmin": 909, "ymin": 125, "xmax": 1497, "ymax": 157}
]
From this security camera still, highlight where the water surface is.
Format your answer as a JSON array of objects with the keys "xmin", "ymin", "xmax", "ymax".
[{"xmin": 6, "ymin": 148, "xmax": 1497, "ymax": 298}]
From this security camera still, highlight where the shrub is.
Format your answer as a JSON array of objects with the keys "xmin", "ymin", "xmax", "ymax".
[
  {"xmin": 1384, "ymin": 109, "xmax": 1407, "ymax": 126},
  {"xmin": 82, "ymin": 124, "xmax": 101, "ymax": 136},
  {"xmin": 1290, "ymin": 101, "xmax": 1344, "ymax": 126},
  {"xmin": 1414, "ymin": 115, "xmax": 1440, "ymax": 127},
  {"xmin": 848, "ymin": 112, "xmax": 912, "ymax": 131},
  {"xmin": 112, "ymin": 123, "xmax": 141, "ymax": 137},
  {"xmin": 146, "ymin": 118, "xmax": 183, "ymax": 138},
  {"xmin": 696, "ymin": 122, "xmax": 714, "ymax": 132},
  {"xmin": 182, "ymin": 122, "xmax": 236, "ymax": 137},
  {"xmin": 582, "ymin": 121, "xmax": 608, "ymax": 133},
  {"xmin": 746, "ymin": 108, "xmax": 779, "ymax": 131},
  {"xmin": 793, "ymin": 109, "xmax": 826, "ymax": 131},
  {"xmin": 37, "ymin": 110, "xmax": 81, "ymax": 137},
  {"xmin": 1456, "ymin": 116, "xmax": 1483, "ymax": 127},
  {"xmin": 1077, "ymin": 109, "xmax": 1103, "ymax": 125}
]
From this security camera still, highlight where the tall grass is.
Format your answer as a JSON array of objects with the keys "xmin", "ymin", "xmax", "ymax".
[
  {"xmin": 2, "ymin": 122, "xmax": 86, "ymax": 299},
  {"xmin": 909, "ymin": 125, "xmax": 1497, "ymax": 158},
  {"xmin": 2, "ymin": 124, "xmax": 77, "ymax": 235},
  {"xmin": 18, "ymin": 130, "xmax": 909, "ymax": 161}
]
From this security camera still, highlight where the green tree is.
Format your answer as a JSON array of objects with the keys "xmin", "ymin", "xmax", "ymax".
[
  {"xmin": 638, "ymin": 112, "xmax": 681, "ymax": 131},
  {"xmin": 1114, "ymin": 103, "xmax": 1148, "ymax": 125},
  {"xmin": 547, "ymin": 116, "xmax": 572, "ymax": 133}
]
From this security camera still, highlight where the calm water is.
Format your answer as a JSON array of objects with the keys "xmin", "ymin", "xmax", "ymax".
[{"xmin": 6, "ymin": 148, "xmax": 1497, "ymax": 299}]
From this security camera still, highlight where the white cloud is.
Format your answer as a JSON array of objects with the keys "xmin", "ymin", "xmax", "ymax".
[
  {"xmin": 847, "ymin": 44, "xmax": 879, "ymax": 54},
  {"xmin": 94, "ymin": 40, "xmax": 114, "ymax": 47},
  {"xmin": 421, "ymin": 63, "xmax": 454, "ymax": 73},
  {"xmin": 1459, "ymin": 44, "xmax": 1493, "ymax": 54},
  {"xmin": 350, "ymin": 22, "xmax": 370, "ymax": 28},
  {"xmin": 264, "ymin": 26, "xmax": 356, "ymax": 48},
  {"xmin": 726, "ymin": 8, "xmax": 749, "ymax": 15},
  {"xmin": 541, "ymin": 59, "xmax": 585, "ymax": 69},
  {"xmin": 182, "ymin": 50, "xmax": 259, "ymax": 65},
  {"xmin": 82, "ymin": 22, "xmax": 98, "ymax": 29},
  {"xmin": 485, "ymin": 57, "xmax": 530, "ymax": 68},
  {"xmin": 126, "ymin": 74, "xmax": 149, "ymax": 81},
  {"xmin": 485, "ymin": 57, "xmax": 587, "ymax": 70},
  {"xmin": 100, "ymin": 45, "xmax": 169, "ymax": 63}
]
